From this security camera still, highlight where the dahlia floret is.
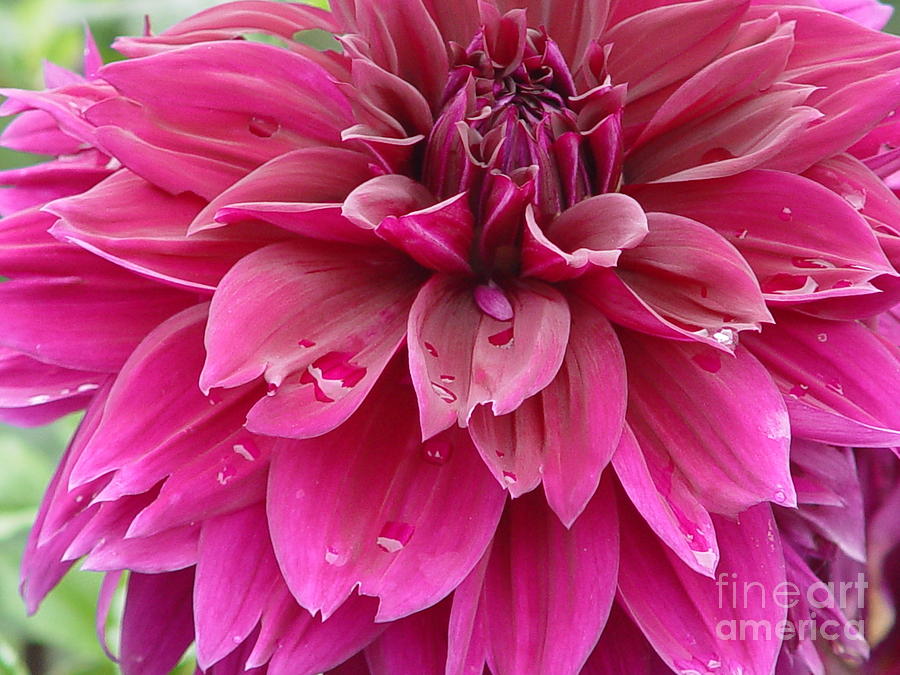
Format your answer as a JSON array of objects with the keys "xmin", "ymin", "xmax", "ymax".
[{"xmin": 2, "ymin": 0, "xmax": 899, "ymax": 674}]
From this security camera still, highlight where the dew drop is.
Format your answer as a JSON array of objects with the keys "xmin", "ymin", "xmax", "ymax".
[
  {"xmin": 216, "ymin": 464, "xmax": 237, "ymax": 485},
  {"xmin": 711, "ymin": 327, "xmax": 737, "ymax": 349},
  {"xmin": 736, "ymin": 229, "xmax": 749, "ymax": 240},
  {"xmin": 324, "ymin": 546, "xmax": 344, "ymax": 565},
  {"xmin": 792, "ymin": 256, "xmax": 835, "ymax": 269},
  {"xmin": 773, "ymin": 488, "xmax": 787, "ymax": 504},
  {"xmin": 376, "ymin": 521, "xmax": 414, "ymax": 553},
  {"xmin": 424, "ymin": 342, "xmax": 439, "ymax": 357},
  {"xmin": 817, "ymin": 332, "xmax": 828, "ymax": 342},
  {"xmin": 430, "ymin": 381, "xmax": 458, "ymax": 403},
  {"xmin": 266, "ymin": 382, "xmax": 278, "ymax": 397},
  {"xmin": 842, "ymin": 188, "xmax": 866, "ymax": 211},
  {"xmin": 502, "ymin": 471, "xmax": 517, "ymax": 485},
  {"xmin": 488, "ymin": 327, "xmax": 514, "ymax": 347},
  {"xmin": 249, "ymin": 115, "xmax": 280, "ymax": 138},
  {"xmin": 788, "ymin": 383, "xmax": 809, "ymax": 397},
  {"xmin": 779, "ymin": 207, "xmax": 793, "ymax": 221},
  {"xmin": 232, "ymin": 440, "xmax": 259, "ymax": 462},
  {"xmin": 27, "ymin": 394, "xmax": 52, "ymax": 405},
  {"xmin": 76, "ymin": 383, "xmax": 99, "ymax": 393},
  {"xmin": 699, "ymin": 285, "xmax": 709, "ymax": 299},
  {"xmin": 440, "ymin": 374, "xmax": 456, "ymax": 383},
  {"xmin": 826, "ymin": 379, "xmax": 844, "ymax": 396},
  {"xmin": 423, "ymin": 438, "xmax": 452, "ymax": 465},
  {"xmin": 298, "ymin": 338, "xmax": 316, "ymax": 348}
]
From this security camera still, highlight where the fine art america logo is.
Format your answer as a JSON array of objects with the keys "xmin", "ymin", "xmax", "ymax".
[{"xmin": 715, "ymin": 572, "xmax": 868, "ymax": 642}]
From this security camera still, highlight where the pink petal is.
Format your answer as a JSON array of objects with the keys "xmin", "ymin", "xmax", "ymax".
[
  {"xmin": 479, "ymin": 487, "xmax": 619, "ymax": 675},
  {"xmin": 621, "ymin": 330, "xmax": 795, "ymax": 515},
  {"xmin": 581, "ymin": 604, "xmax": 669, "ymax": 674},
  {"xmin": 613, "ymin": 424, "xmax": 720, "ymax": 576},
  {"xmin": 446, "ymin": 551, "xmax": 489, "ymax": 675},
  {"xmin": 817, "ymin": 0, "xmax": 893, "ymax": 28},
  {"xmin": 618, "ymin": 502, "xmax": 786, "ymax": 675},
  {"xmin": 0, "ymin": 346, "xmax": 102, "ymax": 426},
  {"xmin": 0, "ymin": 210, "xmax": 195, "ymax": 372},
  {"xmin": 470, "ymin": 299, "xmax": 626, "ymax": 526},
  {"xmin": 631, "ymin": 169, "xmax": 895, "ymax": 303},
  {"xmin": 0, "ymin": 109, "xmax": 83, "ymax": 155},
  {"xmin": 743, "ymin": 310, "xmax": 900, "ymax": 447},
  {"xmin": 267, "ymin": 371, "xmax": 506, "ymax": 621},
  {"xmin": 408, "ymin": 276, "xmax": 570, "ymax": 438},
  {"xmin": 69, "ymin": 304, "xmax": 260, "ymax": 489},
  {"xmin": 0, "ymin": 154, "xmax": 111, "ymax": 215},
  {"xmin": 46, "ymin": 169, "xmax": 278, "ymax": 292},
  {"xmin": 194, "ymin": 505, "xmax": 278, "ymax": 669},
  {"xmin": 120, "ymin": 569, "xmax": 195, "ymax": 675},
  {"xmin": 577, "ymin": 212, "xmax": 771, "ymax": 344},
  {"xmin": 202, "ymin": 241, "xmax": 422, "ymax": 438},
  {"xmin": 603, "ymin": 0, "xmax": 747, "ymax": 102},
  {"xmin": 193, "ymin": 146, "xmax": 375, "ymax": 234},
  {"xmin": 364, "ymin": 602, "xmax": 450, "ymax": 675},
  {"xmin": 521, "ymin": 194, "xmax": 649, "ymax": 282}
]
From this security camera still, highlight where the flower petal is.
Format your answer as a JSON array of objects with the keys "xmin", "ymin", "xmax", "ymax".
[
  {"xmin": 522, "ymin": 194, "xmax": 649, "ymax": 282},
  {"xmin": 470, "ymin": 299, "xmax": 626, "ymax": 526},
  {"xmin": 621, "ymin": 330, "xmax": 795, "ymax": 515},
  {"xmin": 479, "ymin": 486, "xmax": 619, "ymax": 675},
  {"xmin": 202, "ymin": 241, "xmax": 421, "ymax": 438},
  {"xmin": 618, "ymin": 502, "xmax": 786, "ymax": 675},
  {"xmin": 613, "ymin": 424, "xmax": 720, "ymax": 576},
  {"xmin": 743, "ymin": 310, "xmax": 900, "ymax": 447},
  {"xmin": 408, "ymin": 275, "xmax": 570, "ymax": 438},
  {"xmin": 267, "ymin": 371, "xmax": 506, "ymax": 622}
]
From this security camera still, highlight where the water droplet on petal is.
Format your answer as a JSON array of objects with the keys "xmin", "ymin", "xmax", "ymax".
[
  {"xmin": 842, "ymin": 188, "xmax": 866, "ymax": 211},
  {"xmin": 430, "ymin": 381, "xmax": 458, "ymax": 403},
  {"xmin": 324, "ymin": 546, "xmax": 345, "ymax": 565},
  {"xmin": 27, "ymin": 394, "xmax": 52, "ymax": 405},
  {"xmin": 817, "ymin": 333, "xmax": 828, "ymax": 342},
  {"xmin": 489, "ymin": 327, "xmax": 514, "ymax": 347},
  {"xmin": 298, "ymin": 339, "xmax": 316, "ymax": 348},
  {"xmin": 711, "ymin": 328, "xmax": 737, "ymax": 349},
  {"xmin": 779, "ymin": 207, "xmax": 793, "ymax": 221},
  {"xmin": 792, "ymin": 256, "xmax": 836, "ymax": 269},
  {"xmin": 300, "ymin": 352, "xmax": 367, "ymax": 403},
  {"xmin": 249, "ymin": 115, "xmax": 280, "ymax": 137},
  {"xmin": 424, "ymin": 342, "xmax": 439, "ymax": 357},
  {"xmin": 736, "ymin": 229, "xmax": 749, "ymax": 240},
  {"xmin": 773, "ymin": 488, "xmax": 787, "ymax": 504},
  {"xmin": 232, "ymin": 440, "xmax": 259, "ymax": 462},
  {"xmin": 423, "ymin": 438, "xmax": 452, "ymax": 464},
  {"xmin": 377, "ymin": 521, "xmax": 414, "ymax": 552},
  {"xmin": 502, "ymin": 471, "xmax": 517, "ymax": 485},
  {"xmin": 826, "ymin": 379, "xmax": 844, "ymax": 396},
  {"xmin": 77, "ymin": 383, "xmax": 99, "ymax": 393},
  {"xmin": 266, "ymin": 382, "xmax": 279, "ymax": 397},
  {"xmin": 789, "ymin": 383, "xmax": 810, "ymax": 398},
  {"xmin": 440, "ymin": 374, "xmax": 456, "ymax": 382},
  {"xmin": 216, "ymin": 464, "xmax": 237, "ymax": 485}
]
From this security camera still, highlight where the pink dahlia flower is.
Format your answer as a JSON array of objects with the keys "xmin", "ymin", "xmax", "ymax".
[{"xmin": 2, "ymin": 0, "xmax": 900, "ymax": 673}]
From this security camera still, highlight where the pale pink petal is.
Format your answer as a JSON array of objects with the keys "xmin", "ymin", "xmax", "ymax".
[
  {"xmin": 201, "ymin": 241, "xmax": 422, "ymax": 438},
  {"xmin": 470, "ymin": 299, "xmax": 626, "ymax": 526},
  {"xmin": 744, "ymin": 310, "xmax": 900, "ymax": 447},
  {"xmin": 267, "ymin": 371, "xmax": 506, "ymax": 621},
  {"xmin": 46, "ymin": 169, "xmax": 280, "ymax": 292},
  {"xmin": 621, "ymin": 330, "xmax": 795, "ymax": 515},
  {"xmin": 521, "ymin": 194, "xmax": 648, "ymax": 282},
  {"xmin": 408, "ymin": 275, "xmax": 570, "ymax": 438}
]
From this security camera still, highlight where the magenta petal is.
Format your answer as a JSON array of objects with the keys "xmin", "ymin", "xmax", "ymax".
[
  {"xmin": 46, "ymin": 169, "xmax": 272, "ymax": 292},
  {"xmin": 120, "ymin": 569, "xmax": 195, "ymax": 675},
  {"xmin": 267, "ymin": 373, "xmax": 506, "ymax": 622},
  {"xmin": 69, "ymin": 304, "xmax": 259, "ymax": 490},
  {"xmin": 470, "ymin": 299, "xmax": 626, "ymax": 526},
  {"xmin": 631, "ymin": 169, "xmax": 895, "ymax": 302},
  {"xmin": 0, "ymin": 346, "xmax": 102, "ymax": 426},
  {"xmin": 621, "ymin": 331, "xmax": 795, "ymax": 515},
  {"xmin": 194, "ymin": 505, "xmax": 278, "ymax": 669},
  {"xmin": 408, "ymin": 275, "xmax": 570, "ymax": 438},
  {"xmin": 479, "ymin": 487, "xmax": 619, "ymax": 675},
  {"xmin": 618, "ymin": 503, "xmax": 786, "ymax": 675},
  {"xmin": 364, "ymin": 602, "xmax": 449, "ymax": 675},
  {"xmin": 743, "ymin": 311, "xmax": 900, "ymax": 447},
  {"xmin": 521, "ymin": 194, "xmax": 649, "ymax": 282},
  {"xmin": 581, "ymin": 603, "xmax": 670, "ymax": 674},
  {"xmin": 613, "ymin": 424, "xmax": 719, "ymax": 576},
  {"xmin": 201, "ymin": 241, "xmax": 421, "ymax": 438}
]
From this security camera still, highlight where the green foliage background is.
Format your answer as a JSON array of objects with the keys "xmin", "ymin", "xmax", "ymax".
[{"xmin": 0, "ymin": 0, "xmax": 895, "ymax": 672}]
